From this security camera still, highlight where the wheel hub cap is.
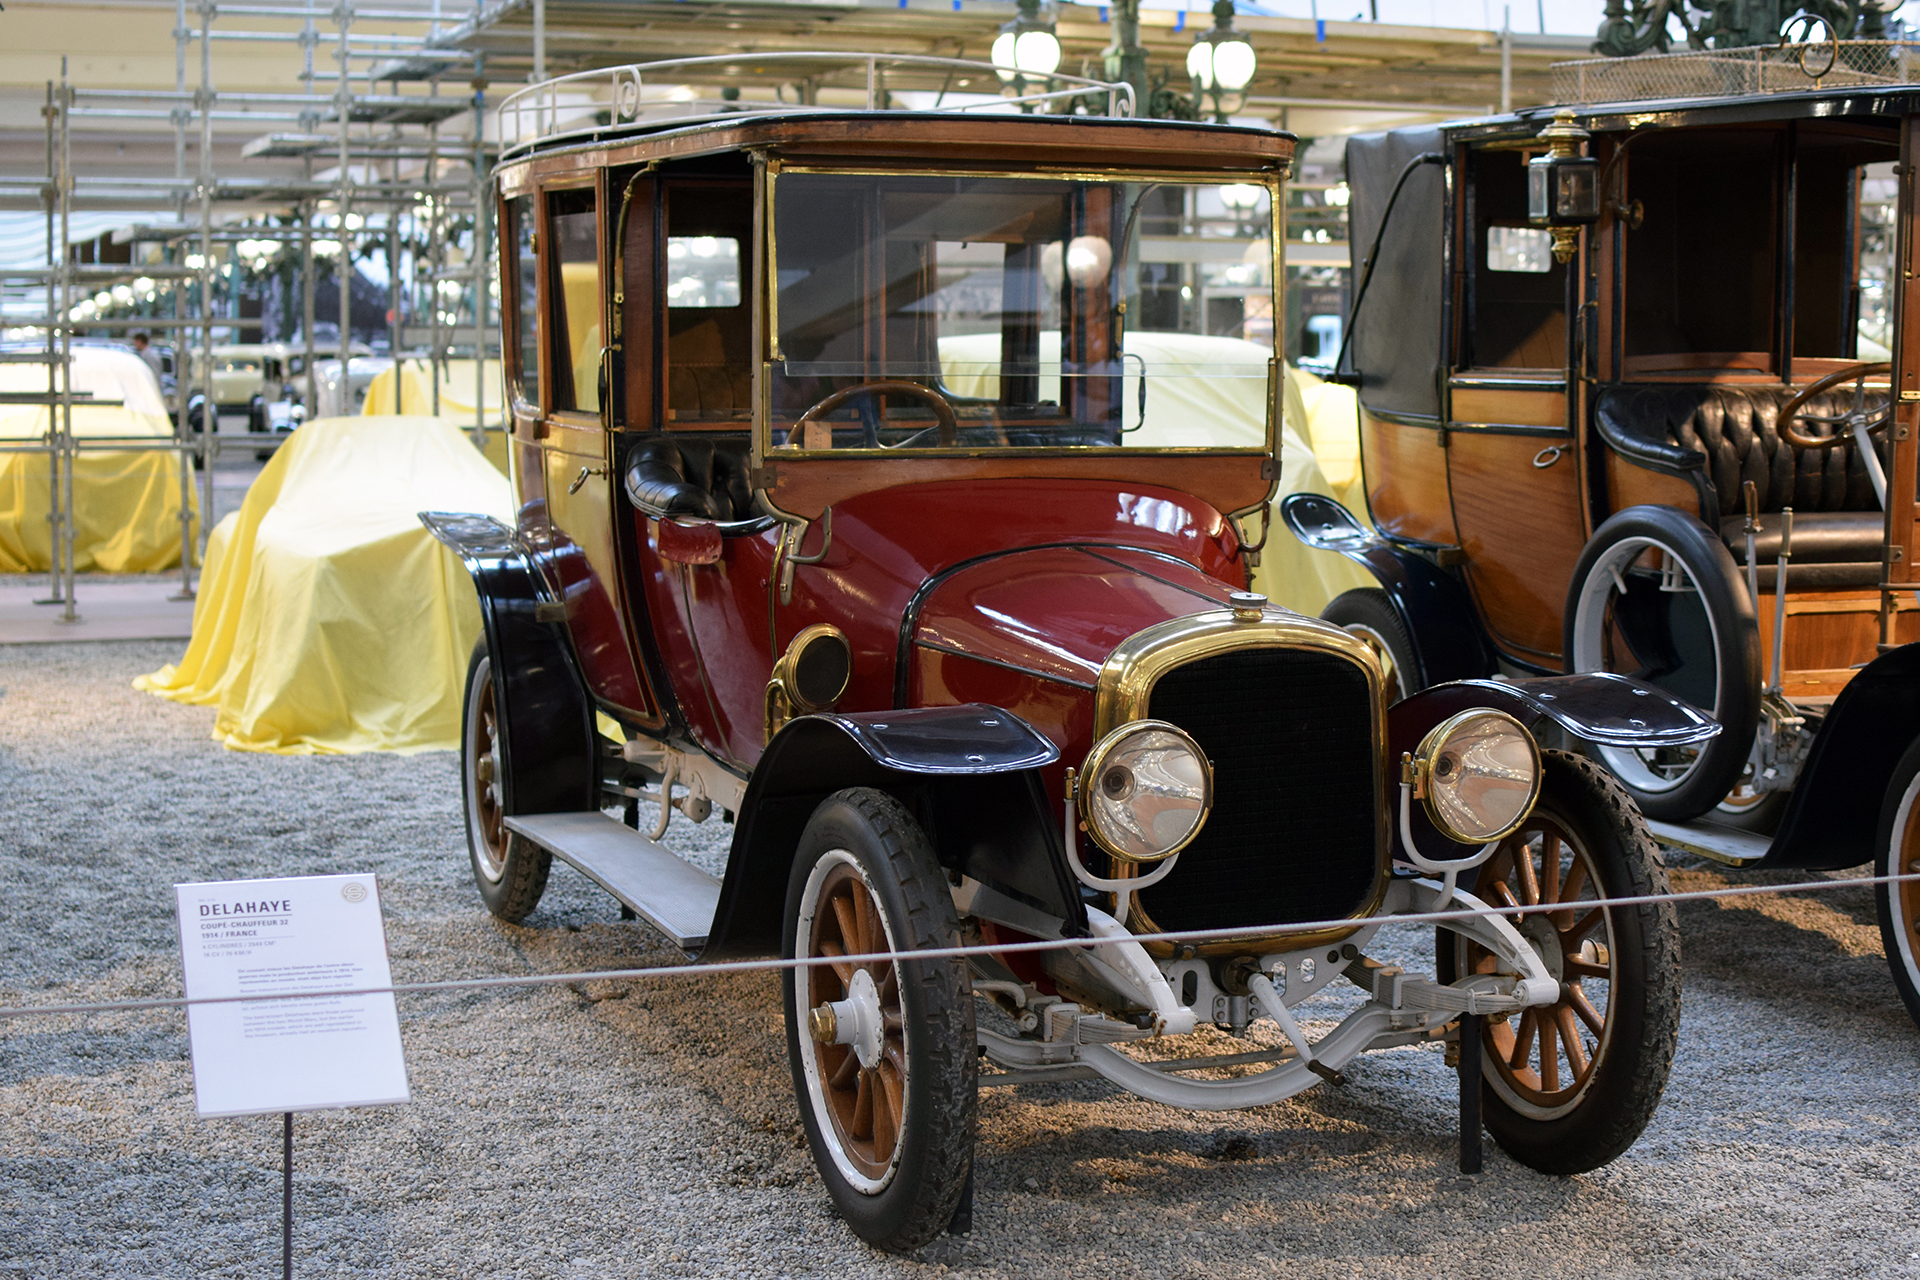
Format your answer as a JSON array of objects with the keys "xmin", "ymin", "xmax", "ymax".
[{"xmin": 822, "ymin": 967, "xmax": 885, "ymax": 1070}]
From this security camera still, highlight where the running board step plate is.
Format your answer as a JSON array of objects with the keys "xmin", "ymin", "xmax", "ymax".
[
  {"xmin": 503, "ymin": 812, "xmax": 720, "ymax": 949},
  {"xmin": 1645, "ymin": 818, "xmax": 1772, "ymax": 868}
]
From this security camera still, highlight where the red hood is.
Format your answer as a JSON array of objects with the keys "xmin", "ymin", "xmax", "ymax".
[{"xmin": 911, "ymin": 545, "xmax": 1243, "ymax": 688}]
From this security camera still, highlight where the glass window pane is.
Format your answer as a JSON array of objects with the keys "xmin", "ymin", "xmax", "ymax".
[
  {"xmin": 770, "ymin": 173, "xmax": 1275, "ymax": 453},
  {"xmin": 666, "ymin": 237, "xmax": 741, "ymax": 308},
  {"xmin": 547, "ymin": 189, "xmax": 602, "ymax": 413},
  {"xmin": 1486, "ymin": 226, "xmax": 1552, "ymax": 273},
  {"xmin": 507, "ymin": 196, "xmax": 540, "ymax": 406}
]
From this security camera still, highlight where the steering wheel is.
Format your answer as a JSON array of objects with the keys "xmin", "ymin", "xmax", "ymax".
[
  {"xmin": 794, "ymin": 380, "xmax": 959, "ymax": 449},
  {"xmin": 1777, "ymin": 361, "xmax": 1892, "ymax": 450}
]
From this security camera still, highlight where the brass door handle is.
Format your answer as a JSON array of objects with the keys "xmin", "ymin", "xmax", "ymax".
[{"xmin": 567, "ymin": 464, "xmax": 607, "ymax": 495}]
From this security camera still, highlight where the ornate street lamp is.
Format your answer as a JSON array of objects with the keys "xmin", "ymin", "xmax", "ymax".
[
  {"xmin": 1187, "ymin": 0, "xmax": 1256, "ymax": 123},
  {"xmin": 993, "ymin": 0, "xmax": 1062, "ymax": 106}
]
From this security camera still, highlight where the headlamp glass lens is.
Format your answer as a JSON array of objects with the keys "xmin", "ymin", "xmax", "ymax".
[
  {"xmin": 1423, "ymin": 711, "xmax": 1540, "ymax": 843},
  {"xmin": 1084, "ymin": 723, "xmax": 1211, "ymax": 862}
]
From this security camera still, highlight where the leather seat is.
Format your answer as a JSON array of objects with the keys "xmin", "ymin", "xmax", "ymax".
[
  {"xmin": 1595, "ymin": 382, "xmax": 1891, "ymax": 586},
  {"xmin": 624, "ymin": 435, "xmax": 753, "ymax": 522}
]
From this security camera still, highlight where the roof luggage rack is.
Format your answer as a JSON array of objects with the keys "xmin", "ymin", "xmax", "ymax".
[
  {"xmin": 497, "ymin": 52, "xmax": 1135, "ymax": 156},
  {"xmin": 1552, "ymin": 39, "xmax": 1920, "ymax": 107}
]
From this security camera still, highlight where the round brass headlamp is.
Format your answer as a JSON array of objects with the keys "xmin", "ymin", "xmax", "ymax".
[
  {"xmin": 1078, "ymin": 719, "xmax": 1213, "ymax": 863},
  {"xmin": 1408, "ymin": 710, "xmax": 1541, "ymax": 845}
]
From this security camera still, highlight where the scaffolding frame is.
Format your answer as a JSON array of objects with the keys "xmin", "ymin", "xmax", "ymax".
[{"xmin": 8, "ymin": 1, "xmax": 502, "ymax": 624}]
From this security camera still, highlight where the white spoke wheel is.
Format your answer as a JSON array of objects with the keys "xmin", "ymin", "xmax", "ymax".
[
  {"xmin": 1564, "ymin": 507, "xmax": 1760, "ymax": 821},
  {"xmin": 783, "ymin": 789, "xmax": 974, "ymax": 1253},
  {"xmin": 1440, "ymin": 752, "xmax": 1681, "ymax": 1174},
  {"xmin": 460, "ymin": 642, "xmax": 551, "ymax": 922},
  {"xmin": 1873, "ymin": 737, "xmax": 1920, "ymax": 1032}
]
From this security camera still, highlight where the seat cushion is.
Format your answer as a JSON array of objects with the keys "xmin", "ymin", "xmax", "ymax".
[
  {"xmin": 1595, "ymin": 382, "xmax": 1889, "ymax": 517},
  {"xmin": 624, "ymin": 435, "xmax": 752, "ymax": 522},
  {"xmin": 1718, "ymin": 510, "xmax": 1885, "ymax": 589}
]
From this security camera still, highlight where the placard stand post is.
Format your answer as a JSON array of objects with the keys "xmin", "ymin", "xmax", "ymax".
[
  {"xmin": 1458, "ymin": 1012, "xmax": 1483, "ymax": 1174},
  {"xmin": 283, "ymin": 1112, "xmax": 294, "ymax": 1280}
]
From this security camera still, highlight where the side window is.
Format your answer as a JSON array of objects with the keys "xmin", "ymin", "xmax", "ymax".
[
  {"xmin": 547, "ymin": 188, "xmax": 603, "ymax": 414},
  {"xmin": 665, "ymin": 182, "xmax": 754, "ymax": 424},
  {"xmin": 506, "ymin": 195, "xmax": 540, "ymax": 407},
  {"xmin": 1466, "ymin": 149, "xmax": 1567, "ymax": 369}
]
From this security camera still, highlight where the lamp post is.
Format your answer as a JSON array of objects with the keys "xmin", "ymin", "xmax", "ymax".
[
  {"xmin": 992, "ymin": 0, "xmax": 1062, "ymax": 109},
  {"xmin": 1188, "ymin": 0, "xmax": 1256, "ymax": 123}
]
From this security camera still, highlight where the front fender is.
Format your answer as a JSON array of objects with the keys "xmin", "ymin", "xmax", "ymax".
[
  {"xmin": 419, "ymin": 511, "xmax": 596, "ymax": 817},
  {"xmin": 701, "ymin": 704, "xmax": 1081, "ymax": 960},
  {"xmin": 1281, "ymin": 492, "xmax": 1494, "ymax": 685},
  {"xmin": 1387, "ymin": 672, "xmax": 1718, "ymax": 860},
  {"xmin": 1757, "ymin": 643, "xmax": 1920, "ymax": 870}
]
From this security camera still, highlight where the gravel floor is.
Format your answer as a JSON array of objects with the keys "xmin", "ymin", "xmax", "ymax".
[{"xmin": 2, "ymin": 640, "xmax": 1918, "ymax": 1279}]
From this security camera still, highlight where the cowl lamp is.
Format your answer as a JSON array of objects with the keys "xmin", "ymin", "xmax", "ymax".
[
  {"xmin": 1187, "ymin": 0, "xmax": 1255, "ymax": 123},
  {"xmin": 992, "ymin": 0, "xmax": 1062, "ymax": 107}
]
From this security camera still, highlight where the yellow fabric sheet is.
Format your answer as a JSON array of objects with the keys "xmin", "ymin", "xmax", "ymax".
[
  {"xmin": 135, "ymin": 414, "xmax": 514, "ymax": 754},
  {"xmin": 936, "ymin": 332, "xmax": 1371, "ymax": 616},
  {"xmin": 0, "ymin": 348, "xmax": 199, "ymax": 572},
  {"xmin": 360, "ymin": 358, "xmax": 510, "ymax": 474}
]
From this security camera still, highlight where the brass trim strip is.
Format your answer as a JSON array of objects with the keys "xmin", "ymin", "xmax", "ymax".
[{"xmin": 1089, "ymin": 607, "xmax": 1392, "ymax": 956}]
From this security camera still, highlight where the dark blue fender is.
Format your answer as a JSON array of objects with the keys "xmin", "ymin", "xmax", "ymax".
[
  {"xmin": 1281, "ymin": 492, "xmax": 1496, "ymax": 686},
  {"xmin": 420, "ymin": 511, "xmax": 597, "ymax": 817},
  {"xmin": 1756, "ymin": 643, "xmax": 1920, "ymax": 870},
  {"xmin": 1388, "ymin": 672, "xmax": 1720, "ymax": 861},
  {"xmin": 700, "ymin": 704, "xmax": 1080, "ymax": 961}
]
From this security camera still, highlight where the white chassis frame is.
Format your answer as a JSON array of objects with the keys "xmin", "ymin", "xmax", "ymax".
[{"xmin": 967, "ymin": 877, "xmax": 1561, "ymax": 1112}]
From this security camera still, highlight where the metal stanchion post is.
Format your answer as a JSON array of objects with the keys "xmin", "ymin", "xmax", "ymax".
[
  {"xmin": 1458, "ymin": 1012, "xmax": 1483, "ymax": 1175},
  {"xmin": 56, "ymin": 68, "xmax": 77, "ymax": 625}
]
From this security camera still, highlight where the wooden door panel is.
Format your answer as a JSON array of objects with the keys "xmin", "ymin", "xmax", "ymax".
[
  {"xmin": 1449, "ymin": 427, "xmax": 1585, "ymax": 663},
  {"xmin": 1359, "ymin": 411, "xmax": 1456, "ymax": 544}
]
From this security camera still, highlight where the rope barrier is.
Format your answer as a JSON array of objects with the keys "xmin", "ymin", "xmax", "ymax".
[{"xmin": 1, "ymin": 865, "xmax": 1909, "ymax": 1023}]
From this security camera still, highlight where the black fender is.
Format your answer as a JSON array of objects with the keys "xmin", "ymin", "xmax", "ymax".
[
  {"xmin": 1281, "ymin": 492, "xmax": 1495, "ymax": 685},
  {"xmin": 700, "ymin": 704, "xmax": 1080, "ymax": 961},
  {"xmin": 419, "ymin": 511, "xmax": 597, "ymax": 818},
  {"xmin": 1756, "ymin": 643, "xmax": 1920, "ymax": 870},
  {"xmin": 1387, "ymin": 672, "xmax": 1719, "ymax": 860}
]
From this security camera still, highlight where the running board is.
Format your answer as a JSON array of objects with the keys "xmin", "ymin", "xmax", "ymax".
[
  {"xmin": 503, "ymin": 812, "xmax": 720, "ymax": 950},
  {"xmin": 1645, "ymin": 817, "xmax": 1772, "ymax": 868}
]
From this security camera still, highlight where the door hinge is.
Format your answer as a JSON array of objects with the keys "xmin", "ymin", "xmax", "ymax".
[{"xmin": 748, "ymin": 464, "xmax": 779, "ymax": 490}]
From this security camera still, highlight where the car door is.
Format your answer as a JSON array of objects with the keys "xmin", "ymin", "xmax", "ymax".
[
  {"xmin": 532, "ymin": 177, "xmax": 657, "ymax": 721},
  {"xmin": 1446, "ymin": 148, "xmax": 1590, "ymax": 667}
]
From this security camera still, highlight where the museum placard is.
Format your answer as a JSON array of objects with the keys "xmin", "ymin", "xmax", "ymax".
[{"xmin": 175, "ymin": 873, "xmax": 410, "ymax": 1118}]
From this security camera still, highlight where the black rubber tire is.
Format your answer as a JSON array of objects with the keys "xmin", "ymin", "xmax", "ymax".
[
  {"xmin": 783, "ymin": 788, "xmax": 975, "ymax": 1253},
  {"xmin": 1322, "ymin": 587, "xmax": 1421, "ymax": 702},
  {"xmin": 1873, "ymin": 735, "xmax": 1920, "ymax": 1032},
  {"xmin": 1563, "ymin": 505, "xmax": 1761, "ymax": 821},
  {"xmin": 1440, "ymin": 751, "xmax": 1681, "ymax": 1175},
  {"xmin": 460, "ymin": 641, "xmax": 551, "ymax": 922}
]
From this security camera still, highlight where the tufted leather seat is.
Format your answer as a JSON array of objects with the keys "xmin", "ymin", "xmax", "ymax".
[
  {"xmin": 623, "ymin": 435, "xmax": 754, "ymax": 523},
  {"xmin": 1594, "ymin": 382, "xmax": 1892, "ymax": 588}
]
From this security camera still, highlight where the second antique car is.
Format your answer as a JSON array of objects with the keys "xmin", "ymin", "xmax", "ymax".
[
  {"xmin": 424, "ymin": 55, "xmax": 1707, "ymax": 1252},
  {"xmin": 1288, "ymin": 36, "xmax": 1920, "ymax": 1030}
]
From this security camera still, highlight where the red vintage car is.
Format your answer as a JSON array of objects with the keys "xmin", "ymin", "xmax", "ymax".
[{"xmin": 425, "ymin": 55, "xmax": 1707, "ymax": 1252}]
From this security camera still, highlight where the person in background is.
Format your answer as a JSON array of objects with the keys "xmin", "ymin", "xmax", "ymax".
[{"xmin": 130, "ymin": 331, "xmax": 165, "ymax": 385}]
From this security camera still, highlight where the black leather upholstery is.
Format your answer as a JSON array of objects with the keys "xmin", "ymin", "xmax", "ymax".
[
  {"xmin": 1594, "ymin": 383, "xmax": 1889, "ymax": 516},
  {"xmin": 1596, "ymin": 383, "xmax": 1892, "ymax": 586},
  {"xmin": 624, "ymin": 435, "xmax": 753, "ymax": 522}
]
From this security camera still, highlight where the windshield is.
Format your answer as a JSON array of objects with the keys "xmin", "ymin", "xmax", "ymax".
[{"xmin": 768, "ymin": 172, "xmax": 1277, "ymax": 453}]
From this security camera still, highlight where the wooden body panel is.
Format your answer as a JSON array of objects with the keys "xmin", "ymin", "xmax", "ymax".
[
  {"xmin": 1450, "ymin": 386, "xmax": 1565, "ymax": 426},
  {"xmin": 1760, "ymin": 591, "xmax": 1920, "ymax": 698},
  {"xmin": 1447, "ymin": 427, "xmax": 1586, "ymax": 663},
  {"xmin": 1358, "ymin": 412, "xmax": 1455, "ymax": 545},
  {"xmin": 1604, "ymin": 454, "xmax": 1703, "ymax": 519}
]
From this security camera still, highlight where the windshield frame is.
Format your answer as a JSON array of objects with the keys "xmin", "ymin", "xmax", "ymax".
[{"xmin": 756, "ymin": 160, "xmax": 1285, "ymax": 463}]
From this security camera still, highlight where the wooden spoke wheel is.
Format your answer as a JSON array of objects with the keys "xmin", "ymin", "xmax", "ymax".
[
  {"xmin": 803, "ymin": 857, "xmax": 909, "ymax": 1185},
  {"xmin": 459, "ymin": 643, "xmax": 550, "ymax": 922},
  {"xmin": 783, "ymin": 788, "xmax": 975, "ymax": 1253},
  {"xmin": 1441, "ymin": 752, "xmax": 1682, "ymax": 1175},
  {"xmin": 1466, "ymin": 812, "xmax": 1615, "ymax": 1114},
  {"xmin": 1874, "ymin": 738, "xmax": 1920, "ymax": 1032}
]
